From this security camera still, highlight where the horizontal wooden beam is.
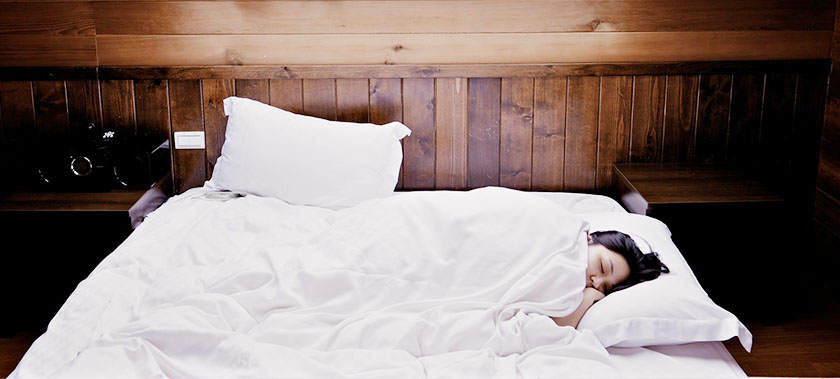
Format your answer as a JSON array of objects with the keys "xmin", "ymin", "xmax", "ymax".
[
  {"xmin": 0, "ymin": 36, "xmax": 97, "ymax": 67},
  {"xmin": 99, "ymin": 61, "xmax": 831, "ymax": 80},
  {"xmin": 0, "ymin": 61, "xmax": 829, "ymax": 81},
  {"xmin": 92, "ymin": 0, "xmax": 834, "ymax": 35},
  {"xmin": 95, "ymin": 32, "xmax": 832, "ymax": 66},
  {"xmin": 0, "ymin": 2, "xmax": 95, "ymax": 35},
  {"xmin": 0, "ymin": 66, "xmax": 97, "ymax": 81}
]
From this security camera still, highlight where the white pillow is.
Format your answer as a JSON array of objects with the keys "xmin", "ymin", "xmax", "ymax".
[
  {"xmin": 208, "ymin": 97, "xmax": 411, "ymax": 209},
  {"xmin": 577, "ymin": 212, "xmax": 753, "ymax": 352}
]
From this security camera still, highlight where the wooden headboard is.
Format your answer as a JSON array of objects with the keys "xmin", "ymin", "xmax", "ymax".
[{"xmin": 0, "ymin": 61, "xmax": 828, "ymax": 207}]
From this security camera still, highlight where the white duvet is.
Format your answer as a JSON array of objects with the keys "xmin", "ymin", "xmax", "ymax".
[{"xmin": 13, "ymin": 187, "xmax": 625, "ymax": 378}]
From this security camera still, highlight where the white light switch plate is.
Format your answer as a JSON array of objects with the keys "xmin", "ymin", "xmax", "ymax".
[{"xmin": 173, "ymin": 131, "xmax": 205, "ymax": 149}]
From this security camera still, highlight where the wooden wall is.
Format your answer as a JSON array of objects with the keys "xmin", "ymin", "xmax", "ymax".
[
  {"xmin": 816, "ymin": 1, "xmax": 840, "ymax": 285},
  {"xmin": 0, "ymin": 0, "xmax": 834, "ymax": 66},
  {"xmin": 0, "ymin": 64, "xmax": 827, "ymax": 206}
]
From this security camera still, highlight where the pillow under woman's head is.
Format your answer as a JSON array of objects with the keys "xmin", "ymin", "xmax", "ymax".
[
  {"xmin": 208, "ymin": 97, "xmax": 411, "ymax": 209},
  {"xmin": 578, "ymin": 213, "xmax": 752, "ymax": 352}
]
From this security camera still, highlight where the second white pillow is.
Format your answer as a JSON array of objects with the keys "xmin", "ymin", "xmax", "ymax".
[{"xmin": 209, "ymin": 97, "xmax": 411, "ymax": 209}]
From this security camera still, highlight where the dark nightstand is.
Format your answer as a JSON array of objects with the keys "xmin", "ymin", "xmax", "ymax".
[
  {"xmin": 0, "ymin": 176, "xmax": 171, "ymax": 334},
  {"xmin": 613, "ymin": 163, "xmax": 795, "ymax": 323}
]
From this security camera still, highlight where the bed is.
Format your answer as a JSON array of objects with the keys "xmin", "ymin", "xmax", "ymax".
[{"xmin": 10, "ymin": 97, "xmax": 751, "ymax": 378}]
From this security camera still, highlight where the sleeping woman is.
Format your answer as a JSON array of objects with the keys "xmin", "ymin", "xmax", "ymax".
[{"xmin": 553, "ymin": 230, "xmax": 670, "ymax": 328}]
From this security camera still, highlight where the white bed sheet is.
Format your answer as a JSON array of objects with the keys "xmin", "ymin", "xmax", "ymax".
[{"xmin": 11, "ymin": 188, "xmax": 745, "ymax": 378}]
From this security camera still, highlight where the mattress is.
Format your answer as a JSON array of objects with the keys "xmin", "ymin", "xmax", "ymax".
[{"xmin": 10, "ymin": 188, "xmax": 746, "ymax": 378}]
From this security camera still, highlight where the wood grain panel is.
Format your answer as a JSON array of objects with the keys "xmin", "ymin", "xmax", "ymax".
[
  {"xmin": 99, "ymin": 80, "xmax": 136, "ymax": 138},
  {"xmin": 597, "ymin": 76, "xmax": 633, "ymax": 189},
  {"xmin": 500, "ymin": 78, "xmax": 534, "ymax": 190},
  {"xmin": 336, "ymin": 79, "xmax": 370, "ymax": 123},
  {"xmin": 133, "ymin": 80, "xmax": 170, "ymax": 142},
  {"xmin": 0, "ymin": 82, "xmax": 34, "ymax": 138},
  {"xmin": 533, "ymin": 77, "xmax": 568, "ymax": 191},
  {"xmin": 234, "ymin": 79, "xmax": 269, "ymax": 103},
  {"xmin": 202, "ymin": 79, "xmax": 234, "ymax": 179},
  {"xmin": 97, "ymin": 61, "xmax": 829, "ymax": 81},
  {"xmin": 815, "ymin": 0, "xmax": 840, "ymax": 268},
  {"xmin": 168, "ymin": 80, "xmax": 205, "ymax": 192},
  {"xmin": 662, "ymin": 75, "xmax": 698, "ymax": 162},
  {"xmin": 268, "ymin": 79, "xmax": 303, "ymax": 114},
  {"xmin": 760, "ymin": 73, "xmax": 798, "ymax": 187},
  {"xmin": 467, "ymin": 78, "xmax": 501, "ymax": 189},
  {"xmin": 695, "ymin": 74, "xmax": 732, "ymax": 162},
  {"xmin": 369, "ymin": 78, "xmax": 403, "ymax": 188},
  {"xmin": 65, "ymin": 80, "xmax": 101, "ymax": 134},
  {"xmin": 814, "ymin": 189, "xmax": 840, "ymax": 271},
  {"xmin": 302, "ymin": 79, "xmax": 336, "ymax": 120},
  {"xmin": 564, "ymin": 76, "xmax": 600, "ymax": 191},
  {"xmin": 0, "ymin": 82, "xmax": 34, "ymax": 188},
  {"xmin": 0, "ymin": 36, "xmax": 96, "ymax": 66},
  {"xmin": 728, "ymin": 74, "xmax": 765, "ymax": 164},
  {"xmin": 434, "ymin": 78, "xmax": 468, "ymax": 189},
  {"xmin": 96, "ymin": 31, "xmax": 831, "ymax": 66},
  {"xmin": 0, "ymin": 2, "xmax": 94, "ymax": 35},
  {"xmin": 369, "ymin": 78, "xmax": 403, "ymax": 125},
  {"xmin": 790, "ymin": 73, "xmax": 828, "ymax": 211},
  {"xmin": 402, "ymin": 78, "xmax": 435, "ymax": 189},
  {"xmin": 31, "ymin": 81, "xmax": 68, "ymax": 139},
  {"xmin": 93, "ymin": 1, "xmax": 833, "ymax": 35},
  {"xmin": 818, "ymin": 98, "xmax": 840, "ymax": 200},
  {"xmin": 630, "ymin": 76, "xmax": 666, "ymax": 163}
]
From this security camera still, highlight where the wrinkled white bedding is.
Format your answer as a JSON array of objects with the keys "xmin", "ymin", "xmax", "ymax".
[{"xmin": 12, "ymin": 187, "xmax": 631, "ymax": 378}]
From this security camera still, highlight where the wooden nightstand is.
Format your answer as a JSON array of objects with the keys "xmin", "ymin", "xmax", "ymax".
[
  {"xmin": 0, "ymin": 176, "xmax": 171, "ymax": 334},
  {"xmin": 612, "ymin": 163, "xmax": 795, "ymax": 322}
]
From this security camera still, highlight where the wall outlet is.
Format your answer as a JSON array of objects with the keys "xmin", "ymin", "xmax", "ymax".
[{"xmin": 173, "ymin": 131, "xmax": 205, "ymax": 149}]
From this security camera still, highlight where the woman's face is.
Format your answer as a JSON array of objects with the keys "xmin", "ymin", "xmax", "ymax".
[{"xmin": 586, "ymin": 240, "xmax": 631, "ymax": 294}]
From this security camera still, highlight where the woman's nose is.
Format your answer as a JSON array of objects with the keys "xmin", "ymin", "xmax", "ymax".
[{"xmin": 590, "ymin": 276, "xmax": 603, "ymax": 289}]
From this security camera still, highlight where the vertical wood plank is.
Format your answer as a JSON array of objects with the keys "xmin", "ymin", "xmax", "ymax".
[
  {"xmin": 202, "ymin": 79, "xmax": 234, "ymax": 180},
  {"xmin": 65, "ymin": 80, "xmax": 102, "ymax": 135},
  {"xmin": 435, "ymin": 77, "xmax": 468, "ymax": 190},
  {"xmin": 695, "ymin": 74, "xmax": 732, "ymax": 163},
  {"xmin": 597, "ymin": 75, "xmax": 633, "ymax": 189},
  {"xmin": 662, "ymin": 75, "xmax": 698, "ymax": 162},
  {"xmin": 369, "ymin": 78, "xmax": 404, "ymax": 189},
  {"xmin": 336, "ymin": 78, "xmax": 370, "ymax": 123},
  {"xmin": 818, "ymin": 99, "xmax": 840, "ymax": 200},
  {"xmin": 790, "ymin": 73, "xmax": 828, "ymax": 212},
  {"xmin": 169, "ymin": 80, "xmax": 205, "ymax": 193},
  {"xmin": 467, "ymin": 77, "xmax": 501, "ymax": 189},
  {"xmin": 32, "ymin": 81, "xmax": 69, "ymax": 139},
  {"xmin": 302, "ymin": 79, "xmax": 336, "ymax": 120},
  {"xmin": 630, "ymin": 76, "xmax": 666, "ymax": 163},
  {"xmin": 760, "ymin": 73, "xmax": 798, "ymax": 190},
  {"xmin": 728, "ymin": 73, "xmax": 764, "ymax": 165},
  {"xmin": 0, "ymin": 82, "xmax": 34, "ymax": 137},
  {"xmin": 269, "ymin": 79, "xmax": 304, "ymax": 114},
  {"xmin": 0, "ymin": 82, "xmax": 35, "ymax": 189},
  {"xmin": 500, "ymin": 77, "xmax": 534, "ymax": 190},
  {"xmin": 100, "ymin": 80, "xmax": 137, "ymax": 138},
  {"xmin": 234, "ymin": 79, "xmax": 269, "ymax": 103},
  {"xmin": 402, "ymin": 78, "xmax": 435, "ymax": 189},
  {"xmin": 133, "ymin": 80, "xmax": 170, "ymax": 143},
  {"xmin": 533, "ymin": 76, "xmax": 568, "ymax": 191},
  {"xmin": 565, "ymin": 76, "xmax": 600, "ymax": 191}
]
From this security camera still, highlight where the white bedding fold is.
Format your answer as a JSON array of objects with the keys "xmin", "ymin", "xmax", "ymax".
[{"xmin": 13, "ymin": 187, "xmax": 623, "ymax": 378}]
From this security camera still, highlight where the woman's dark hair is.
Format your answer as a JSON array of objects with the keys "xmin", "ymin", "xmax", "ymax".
[{"xmin": 589, "ymin": 230, "xmax": 669, "ymax": 292}]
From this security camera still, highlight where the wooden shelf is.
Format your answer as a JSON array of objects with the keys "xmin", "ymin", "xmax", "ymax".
[
  {"xmin": 0, "ymin": 175, "xmax": 171, "ymax": 229},
  {"xmin": 0, "ymin": 190, "xmax": 147, "ymax": 212},
  {"xmin": 612, "ymin": 163, "xmax": 783, "ymax": 215}
]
